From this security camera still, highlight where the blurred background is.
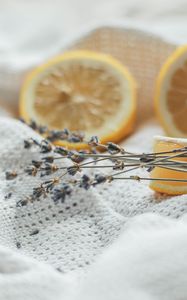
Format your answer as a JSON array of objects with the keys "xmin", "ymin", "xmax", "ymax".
[{"xmin": 0, "ymin": 0, "xmax": 187, "ymax": 116}]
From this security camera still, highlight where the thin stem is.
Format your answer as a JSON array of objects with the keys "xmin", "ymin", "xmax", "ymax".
[
  {"xmin": 111, "ymin": 165, "xmax": 141, "ymax": 177},
  {"xmin": 79, "ymin": 157, "xmax": 109, "ymax": 167},
  {"xmin": 57, "ymin": 163, "xmax": 141, "ymax": 170},
  {"xmin": 112, "ymin": 176, "xmax": 187, "ymax": 182},
  {"xmin": 110, "ymin": 149, "xmax": 187, "ymax": 177},
  {"xmin": 151, "ymin": 150, "xmax": 187, "ymax": 164},
  {"xmin": 151, "ymin": 165, "xmax": 187, "ymax": 173},
  {"xmin": 58, "ymin": 171, "xmax": 68, "ymax": 180}
]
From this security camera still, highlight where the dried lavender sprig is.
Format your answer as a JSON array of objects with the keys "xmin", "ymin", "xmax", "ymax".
[
  {"xmin": 11, "ymin": 119, "xmax": 187, "ymax": 206},
  {"xmin": 10, "ymin": 143, "xmax": 187, "ymax": 176},
  {"xmin": 58, "ymin": 163, "xmax": 187, "ymax": 171},
  {"xmin": 110, "ymin": 149, "xmax": 187, "ymax": 178},
  {"xmin": 7, "ymin": 146, "xmax": 185, "ymax": 176}
]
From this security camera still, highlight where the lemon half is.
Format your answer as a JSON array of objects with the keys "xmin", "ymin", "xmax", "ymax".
[{"xmin": 20, "ymin": 50, "xmax": 136, "ymax": 148}]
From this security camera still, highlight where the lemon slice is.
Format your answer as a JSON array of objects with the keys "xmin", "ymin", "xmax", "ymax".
[
  {"xmin": 20, "ymin": 50, "xmax": 136, "ymax": 148},
  {"xmin": 155, "ymin": 45, "xmax": 187, "ymax": 138},
  {"xmin": 150, "ymin": 136, "xmax": 187, "ymax": 195}
]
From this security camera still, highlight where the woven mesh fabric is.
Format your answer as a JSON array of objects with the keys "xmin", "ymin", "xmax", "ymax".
[
  {"xmin": 0, "ymin": 27, "xmax": 186, "ymax": 278},
  {"xmin": 0, "ymin": 25, "xmax": 176, "ymax": 118},
  {"xmin": 68, "ymin": 26, "xmax": 176, "ymax": 123},
  {"xmin": 1, "ymin": 116, "xmax": 187, "ymax": 275}
]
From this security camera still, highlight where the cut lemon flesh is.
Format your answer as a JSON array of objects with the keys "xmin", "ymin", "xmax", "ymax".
[
  {"xmin": 20, "ymin": 51, "xmax": 136, "ymax": 148},
  {"xmin": 150, "ymin": 136, "xmax": 187, "ymax": 195},
  {"xmin": 155, "ymin": 45, "xmax": 187, "ymax": 138}
]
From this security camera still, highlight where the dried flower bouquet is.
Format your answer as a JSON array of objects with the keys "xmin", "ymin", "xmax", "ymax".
[{"xmin": 5, "ymin": 120, "xmax": 187, "ymax": 206}]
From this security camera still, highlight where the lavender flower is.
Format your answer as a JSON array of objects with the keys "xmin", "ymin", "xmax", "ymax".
[
  {"xmin": 32, "ymin": 160, "xmax": 43, "ymax": 168},
  {"xmin": 5, "ymin": 171, "xmax": 17, "ymax": 180},
  {"xmin": 113, "ymin": 161, "xmax": 125, "ymax": 170},
  {"xmin": 68, "ymin": 151, "xmax": 85, "ymax": 163},
  {"xmin": 52, "ymin": 183, "xmax": 72, "ymax": 203},
  {"xmin": 67, "ymin": 165, "xmax": 80, "ymax": 176},
  {"xmin": 25, "ymin": 166, "xmax": 38, "ymax": 176},
  {"xmin": 11, "ymin": 119, "xmax": 187, "ymax": 207},
  {"xmin": 88, "ymin": 136, "xmax": 99, "ymax": 146},
  {"xmin": 40, "ymin": 163, "xmax": 58, "ymax": 177},
  {"xmin": 107, "ymin": 142, "xmax": 123, "ymax": 154},
  {"xmin": 42, "ymin": 156, "xmax": 54, "ymax": 163},
  {"xmin": 24, "ymin": 139, "xmax": 33, "ymax": 149},
  {"xmin": 79, "ymin": 174, "xmax": 91, "ymax": 190},
  {"xmin": 33, "ymin": 186, "xmax": 46, "ymax": 199},
  {"xmin": 39, "ymin": 140, "xmax": 52, "ymax": 153},
  {"xmin": 16, "ymin": 198, "xmax": 31, "ymax": 207},
  {"xmin": 68, "ymin": 132, "xmax": 84, "ymax": 143},
  {"xmin": 93, "ymin": 174, "xmax": 106, "ymax": 186},
  {"xmin": 47, "ymin": 130, "xmax": 68, "ymax": 142},
  {"xmin": 54, "ymin": 146, "xmax": 69, "ymax": 156}
]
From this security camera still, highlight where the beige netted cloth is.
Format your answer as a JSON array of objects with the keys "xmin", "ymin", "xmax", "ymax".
[
  {"xmin": 1, "ymin": 25, "xmax": 176, "ymax": 123},
  {"xmin": 67, "ymin": 26, "xmax": 176, "ymax": 124}
]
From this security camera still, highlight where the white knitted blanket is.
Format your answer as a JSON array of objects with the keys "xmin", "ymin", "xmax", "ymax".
[
  {"xmin": 1, "ymin": 23, "xmax": 187, "ymax": 300},
  {"xmin": 1, "ymin": 116, "xmax": 187, "ymax": 300}
]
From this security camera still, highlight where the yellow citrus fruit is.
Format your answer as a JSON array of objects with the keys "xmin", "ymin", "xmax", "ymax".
[
  {"xmin": 20, "ymin": 50, "xmax": 136, "ymax": 149},
  {"xmin": 150, "ymin": 136, "xmax": 187, "ymax": 195},
  {"xmin": 155, "ymin": 45, "xmax": 187, "ymax": 138}
]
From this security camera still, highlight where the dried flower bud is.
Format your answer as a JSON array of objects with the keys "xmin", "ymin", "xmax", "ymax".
[
  {"xmin": 63, "ymin": 128, "xmax": 70, "ymax": 136},
  {"xmin": 42, "ymin": 156, "xmax": 54, "ymax": 163},
  {"xmin": 113, "ymin": 161, "xmax": 125, "ymax": 170},
  {"xmin": 52, "ymin": 183, "xmax": 72, "ymax": 203},
  {"xmin": 67, "ymin": 165, "xmax": 80, "ymax": 176},
  {"xmin": 88, "ymin": 136, "xmax": 99, "ymax": 146},
  {"xmin": 30, "ymin": 120, "xmax": 38, "ymax": 130},
  {"xmin": 47, "ymin": 130, "xmax": 67, "ymax": 142},
  {"xmin": 54, "ymin": 146, "xmax": 69, "ymax": 156},
  {"xmin": 16, "ymin": 198, "xmax": 29, "ymax": 207},
  {"xmin": 70, "ymin": 154, "xmax": 84, "ymax": 163},
  {"xmin": 24, "ymin": 139, "xmax": 32, "ymax": 149},
  {"xmin": 67, "ymin": 151, "xmax": 84, "ymax": 163},
  {"xmin": 32, "ymin": 160, "xmax": 43, "ymax": 168},
  {"xmin": 130, "ymin": 175, "xmax": 140, "ymax": 181},
  {"xmin": 40, "ymin": 140, "xmax": 52, "ymax": 153},
  {"xmin": 5, "ymin": 171, "xmax": 17, "ymax": 180},
  {"xmin": 140, "ymin": 155, "xmax": 154, "ymax": 163},
  {"xmin": 68, "ymin": 132, "xmax": 84, "ymax": 143},
  {"xmin": 93, "ymin": 174, "xmax": 106, "ymax": 185},
  {"xmin": 43, "ymin": 178, "xmax": 59, "ymax": 192},
  {"xmin": 107, "ymin": 176, "xmax": 113, "ymax": 182},
  {"xmin": 25, "ymin": 166, "xmax": 38, "ymax": 176},
  {"xmin": 79, "ymin": 174, "xmax": 91, "ymax": 190},
  {"xmin": 27, "ymin": 120, "xmax": 47, "ymax": 134},
  {"xmin": 147, "ymin": 166, "xmax": 154, "ymax": 172},
  {"xmin": 40, "ymin": 163, "xmax": 58, "ymax": 177},
  {"xmin": 107, "ymin": 142, "xmax": 122, "ymax": 154},
  {"xmin": 39, "ymin": 126, "xmax": 48, "ymax": 134},
  {"xmin": 33, "ymin": 186, "xmax": 46, "ymax": 198}
]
